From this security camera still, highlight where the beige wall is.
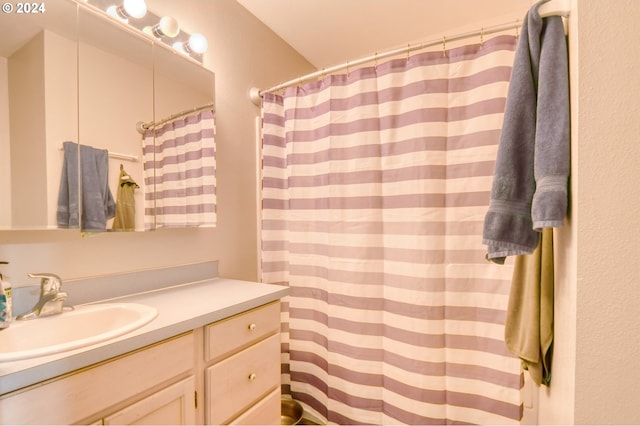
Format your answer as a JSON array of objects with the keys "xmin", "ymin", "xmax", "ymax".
[
  {"xmin": 573, "ymin": 0, "xmax": 640, "ymax": 423},
  {"xmin": 0, "ymin": 0, "xmax": 314, "ymax": 284},
  {"xmin": 0, "ymin": 57, "xmax": 11, "ymax": 226},
  {"xmin": 7, "ymin": 32, "xmax": 48, "ymax": 228},
  {"xmin": 538, "ymin": 0, "xmax": 640, "ymax": 424}
]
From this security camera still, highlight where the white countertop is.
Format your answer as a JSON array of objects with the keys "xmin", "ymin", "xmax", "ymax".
[{"xmin": 0, "ymin": 278, "xmax": 289, "ymax": 396}]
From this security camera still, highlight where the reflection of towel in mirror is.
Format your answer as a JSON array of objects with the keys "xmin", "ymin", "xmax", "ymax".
[
  {"xmin": 57, "ymin": 141, "xmax": 80, "ymax": 228},
  {"xmin": 57, "ymin": 141, "xmax": 115, "ymax": 231},
  {"xmin": 112, "ymin": 165, "xmax": 139, "ymax": 231}
]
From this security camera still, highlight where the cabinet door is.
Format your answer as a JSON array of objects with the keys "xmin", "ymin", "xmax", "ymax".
[{"xmin": 103, "ymin": 377, "xmax": 196, "ymax": 425}]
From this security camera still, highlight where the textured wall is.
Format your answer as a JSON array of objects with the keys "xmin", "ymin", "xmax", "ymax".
[
  {"xmin": 0, "ymin": 57, "xmax": 9, "ymax": 226},
  {"xmin": 538, "ymin": 0, "xmax": 640, "ymax": 424},
  {"xmin": 574, "ymin": 0, "xmax": 640, "ymax": 423}
]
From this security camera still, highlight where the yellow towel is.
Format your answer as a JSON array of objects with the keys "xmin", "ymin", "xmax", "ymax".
[
  {"xmin": 504, "ymin": 227, "xmax": 554, "ymax": 386},
  {"xmin": 112, "ymin": 165, "xmax": 139, "ymax": 232}
]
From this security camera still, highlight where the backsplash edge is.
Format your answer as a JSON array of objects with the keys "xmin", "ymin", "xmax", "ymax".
[{"xmin": 12, "ymin": 261, "xmax": 219, "ymax": 315}]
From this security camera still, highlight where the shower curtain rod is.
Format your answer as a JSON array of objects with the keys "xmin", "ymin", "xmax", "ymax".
[
  {"xmin": 249, "ymin": 0, "xmax": 570, "ymax": 105},
  {"xmin": 136, "ymin": 102, "xmax": 215, "ymax": 134}
]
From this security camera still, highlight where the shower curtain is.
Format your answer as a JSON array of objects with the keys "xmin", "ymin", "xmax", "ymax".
[
  {"xmin": 261, "ymin": 35, "xmax": 521, "ymax": 424},
  {"xmin": 142, "ymin": 109, "xmax": 216, "ymax": 230}
]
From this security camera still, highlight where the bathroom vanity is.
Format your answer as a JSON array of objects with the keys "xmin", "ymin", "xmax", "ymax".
[{"xmin": 0, "ymin": 264, "xmax": 288, "ymax": 425}]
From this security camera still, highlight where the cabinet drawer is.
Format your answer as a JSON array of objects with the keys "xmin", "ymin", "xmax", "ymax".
[
  {"xmin": 205, "ymin": 301, "xmax": 280, "ymax": 362},
  {"xmin": 206, "ymin": 334, "xmax": 280, "ymax": 425},
  {"xmin": 230, "ymin": 388, "xmax": 280, "ymax": 425}
]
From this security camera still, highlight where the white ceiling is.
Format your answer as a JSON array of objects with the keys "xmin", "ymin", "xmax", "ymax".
[{"xmin": 236, "ymin": 0, "xmax": 533, "ymax": 69}]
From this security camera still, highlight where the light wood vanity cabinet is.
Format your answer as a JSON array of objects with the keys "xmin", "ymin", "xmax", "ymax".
[
  {"xmin": 0, "ymin": 301, "xmax": 282, "ymax": 425},
  {"xmin": 204, "ymin": 301, "xmax": 281, "ymax": 424}
]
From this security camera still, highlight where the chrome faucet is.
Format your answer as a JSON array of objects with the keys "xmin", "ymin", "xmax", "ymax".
[{"xmin": 16, "ymin": 273, "xmax": 68, "ymax": 320}]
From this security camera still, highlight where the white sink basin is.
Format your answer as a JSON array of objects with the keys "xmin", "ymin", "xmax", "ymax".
[{"xmin": 0, "ymin": 303, "xmax": 158, "ymax": 362}]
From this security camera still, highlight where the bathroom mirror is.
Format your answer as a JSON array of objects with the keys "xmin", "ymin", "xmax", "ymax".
[
  {"xmin": 153, "ymin": 44, "xmax": 215, "ymax": 130},
  {"xmin": 145, "ymin": 43, "xmax": 216, "ymax": 231},
  {"xmin": 77, "ymin": 6, "xmax": 153, "ymax": 232},
  {"xmin": 0, "ymin": 0, "xmax": 79, "ymax": 230},
  {"xmin": 0, "ymin": 0, "xmax": 215, "ymax": 232}
]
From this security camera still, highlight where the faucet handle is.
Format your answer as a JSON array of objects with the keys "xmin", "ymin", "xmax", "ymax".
[{"xmin": 28, "ymin": 273, "xmax": 63, "ymax": 294}]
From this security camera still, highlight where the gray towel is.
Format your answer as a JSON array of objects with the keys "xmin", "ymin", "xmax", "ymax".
[
  {"xmin": 482, "ymin": 0, "xmax": 570, "ymax": 264},
  {"xmin": 57, "ymin": 141, "xmax": 115, "ymax": 232},
  {"xmin": 57, "ymin": 141, "xmax": 80, "ymax": 228}
]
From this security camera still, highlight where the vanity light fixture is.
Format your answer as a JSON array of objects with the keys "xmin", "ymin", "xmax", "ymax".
[
  {"xmin": 85, "ymin": 0, "xmax": 206, "ymax": 62},
  {"xmin": 106, "ymin": 0, "xmax": 147, "ymax": 22},
  {"xmin": 144, "ymin": 16, "xmax": 180, "ymax": 38},
  {"xmin": 173, "ymin": 33, "xmax": 208, "ymax": 55}
]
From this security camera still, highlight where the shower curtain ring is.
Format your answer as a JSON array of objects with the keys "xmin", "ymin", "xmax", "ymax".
[
  {"xmin": 515, "ymin": 19, "xmax": 520, "ymax": 39},
  {"xmin": 442, "ymin": 36, "xmax": 447, "ymax": 57},
  {"xmin": 480, "ymin": 27, "xmax": 485, "ymax": 46}
]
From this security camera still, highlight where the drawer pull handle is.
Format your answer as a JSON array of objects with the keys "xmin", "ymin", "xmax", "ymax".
[
  {"xmin": 248, "ymin": 373, "xmax": 257, "ymax": 381},
  {"xmin": 248, "ymin": 323, "xmax": 257, "ymax": 331}
]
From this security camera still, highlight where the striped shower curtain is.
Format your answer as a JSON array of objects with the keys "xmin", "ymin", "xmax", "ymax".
[
  {"xmin": 261, "ymin": 35, "xmax": 523, "ymax": 424},
  {"xmin": 142, "ymin": 109, "xmax": 216, "ymax": 230}
]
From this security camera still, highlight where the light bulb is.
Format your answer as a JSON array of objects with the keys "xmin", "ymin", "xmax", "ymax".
[
  {"xmin": 122, "ymin": 0, "xmax": 146, "ymax": 19},
  {"xmin": 106, "ymin": 0, "xmax": 146, "ymax": 21},
  {"xmin": 172, "ymin": 41, "xmax": 187, "ymax": 54},
  {"xmin": 187, "ymin": 33, "xmax": 208, "ymax": 54},
  {"xmin": 106, "ymin": 5, "xmax": 127, "ymax": 22},
  {"xmin": 172, "ymin": 33, "xmax": 208, "ymax": 56},
  {"xmin": 150, "ymin": 16, "xmax": 180, "ymax": 38}
]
